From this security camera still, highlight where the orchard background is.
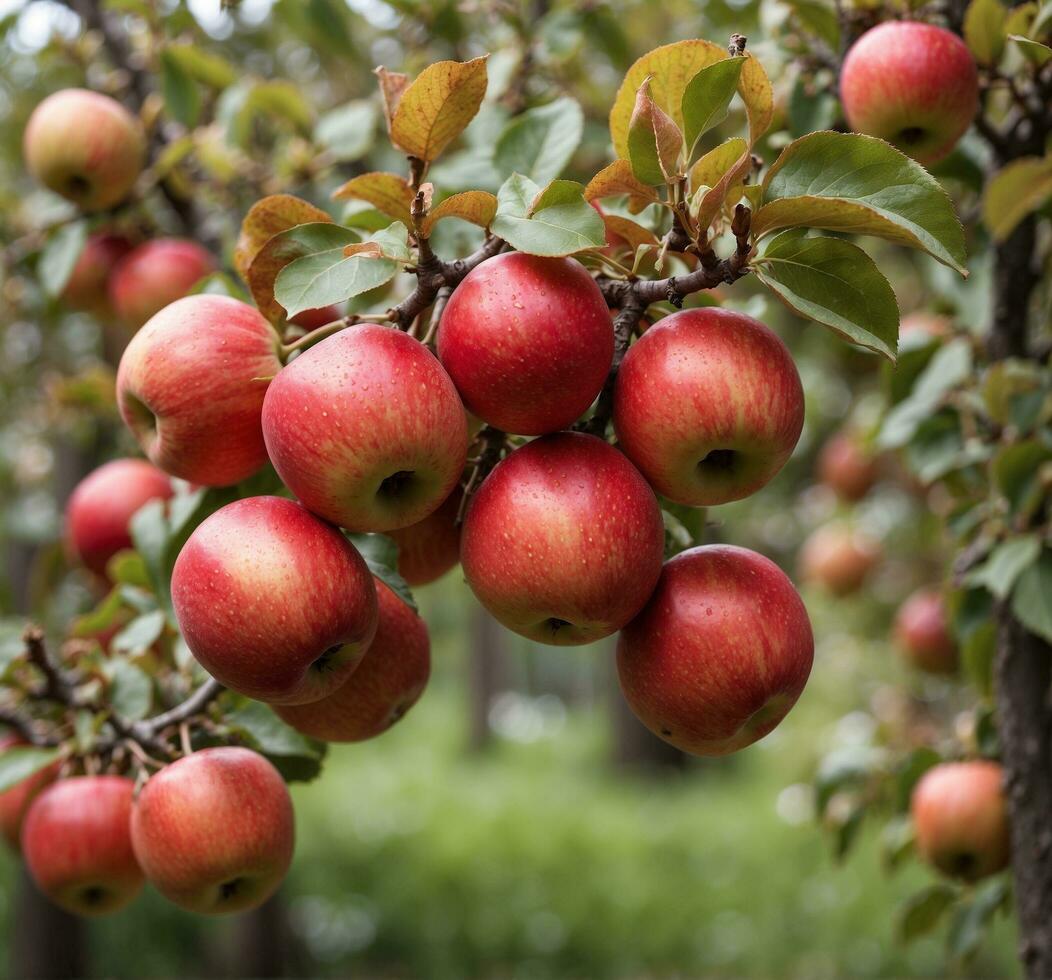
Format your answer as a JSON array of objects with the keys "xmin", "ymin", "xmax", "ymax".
[{"xmin": 0, "ymin": 0, "xmax": 1050, "ymax": 977}]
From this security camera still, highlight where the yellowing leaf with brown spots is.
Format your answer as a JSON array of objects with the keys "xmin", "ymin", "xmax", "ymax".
[
  {"xmin": 332, "ymin": 172, "xmax": 415, "ymax": 228},
  {"xmin": 234, "ymin": 194, "xmax": 332, "ymax": 284},
  {"xmin": 420, "ymin": 191, "xmax": 498, "ymax": 236},
  {"xmin": 375, "ymin": 66, "xmax": 409, "ymax": 133}
]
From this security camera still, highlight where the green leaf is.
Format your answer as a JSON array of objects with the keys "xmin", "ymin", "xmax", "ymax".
[
  {"xmin": 223, "ymin": 697, "xmax": 327, "ymax": 782},
  {"xmin": 314, "ymin": 100, "xmax": 377, "ymax": 162},
  {"xmin": 947, "ymin": 878, "xmax": 1009, "ymax": 963},
  {"xmin": 1012, "ymin": 550, "xmax": 1052, "ymax": 643},
  {"xmin": 962, "ymin": 620, "xmax": 996, "ymax": 697},
  {"xmin": 755, "ymin": 230, "xmax": 899, "ymax": 360},
  {"xmin": 992, "ymin": 439, "xmax": 1052, "ymax": 516},
  {"xmin": 105, "ymin": 658, "xmax": 153, "ymax": 721},
  {"xmin": 111, "ymin": 609, "xmax": 166, "ymax": 657},
  {"xmin": 494, "ymin": 97, "xmax": 584, "ymax": 186},
  {"xmin": 627, "ymin": 79, "xmax": 683, "ymax": 184},
  {"xmin": 880, "ymin": 815, "xmax": 915, "ymax": 872},
  {"xmin": 1009, "ymin": 33, "xmax": 1052, "ymax": 64},
  {"xmin": 879, "ymin": 340, "xmax": 973, "ymax": 448},
  {"xmin": 490, "ymin": 176, "xmax": 606, "ymax": 256},
  {"xmin": 964, "ymin": 0, "xmax": 1009, "ymax": 63},
  {"xmin": 130, "ymin": 499, "xmax": 170, "ymax": 602},
  {"xmin": 897, "ymin": 883, "xmax": 958, "ymax": 944},
  {"xmin": 246, "ymin": 80, "xmax": 314, "ymax": 131},
  {"xmin": 981, "ymin": 156, "xmax": 1052, "ymax": 243},
  {"xmin": 681, "ymin": 57, "xmax": 744, "ymax": 155},
  {"xmin": 160, "ymin": 48, "xmax": 202, "ymax": 127},
  {"xmin": 40, "ymin": 221, "xmax": 87, "ymax": 298},
  {"xmin": 71, "ymin": 588, "xmax": 126, "ymax": 638},
  {"xmin": 967, "ymin": 534, "xmax": 1042, "ymax": 599},
  {"xmin": 346, "ymin": 532, "xmax": 417, "ymax": 613},
  {"xmin": 755, "ymin": 132, "xmax": 969, "ymax": 276},
  {"xmin": 163, "ymin": 43, "xmax": 237, "ymax": 88},
  {"xmin": 0, "ymin": 746, "xmax": 59, "ymax": 793},
  {"xmin": 786, "ymin": 0, "xmax": 840, "ymax": 49}
]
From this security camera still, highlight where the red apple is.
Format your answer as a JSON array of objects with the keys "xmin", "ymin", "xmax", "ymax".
[
  {"xmin": 109, "ymin": 239, "xmax": 217, "ymax": 328},
  {"xmin": 817, "ymin": 431, "xmax": 879, "ymax": 502},
  {"xmin": 799, "ymin": 523, "xmax": 882, "ymax": 596},
  {"xmin": 22, "ymin": 776, "xmax": 143, "ymax": 916},
  {"xmin": 275, "ymin": 578, "xmax": 430, "ymax": 741},
  {"xmin": 387, "ymin": 488, "xmax": 462, "ymax": 586},
  {"xmin": 437, "ymin": 252, "xmax": 614, "ymax": 435},
  {"xmin": 911, "ymin": 760, "xmax": 1010, "ymax": 881},
  {"xmin": 894, "ymin": 588, "xmax": 958, "ymax": 674},
  {"xmin": 117, "ymin": 294, "xmax": 283, "ymax": 486},
  {"xmin": 840, "ymin": 22, "xmax": 979, "ymax": 166},
  {"xmin": 613, "ymin": 307, "xmax": 804, "ymax": 506},
  {"xmin": 65, "ymin": 458, "xmax": 173, "ymax": 579},
  {"xmin": 617, "ymin": 545, "xmax": 814, "ymax": 756},
  {"xmin": 289, "ymin": 305, "xmax": 343, "ymax": 330},
  {"xmin": 262, "ymin": 324, "xmax": 468, "ymax": 532},
  {"xmin": 460, "ymin": 432, "xmax": 664, "ymax": 645},
  {"xmin": 23, "ymin": 89, "xmax": 145, "ymax": 211},
  {"xmin": 0, "ymin": 736, "xmax": 59, "ymax": 851},
  {"xmin": 61, "ymin": 232, "xmax": 133, "ymax": 313},
  {"xmin": 131, "ymin": 747, "xmax": 294, "ymax": 915},
  {"xmin": 171, "ymin": 496, "xmax": 378, "ymax": 705}
]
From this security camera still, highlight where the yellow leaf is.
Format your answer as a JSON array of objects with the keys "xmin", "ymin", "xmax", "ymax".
[
  {"xmin": 332, "ymin": 172, "xmax": 415, "ymax": 228},
  {"xmin": 601, "ymin": 214, "xmax": 660, "ymax": 252},
  {"xmin": 584, "ymin": 160, "xmax": 660, "ymax": 213},
  {"xmin": 234, "ymin": 194, "xmax": 332, "ymax": 284},
  {"xmin": 982, "ymin": 156, "xmax": 1052, "ymax": 242},
  {"xmin": 420, "ymin": 191, "xmax": 498, "ymax": 236},
  {"xmin": 738, "ymin": 53, "xmax": 774, "ymax": 142},
  {"xmin": 688, "ymin": 137, "xmax": 748, "ymax": 191},
  {"xmin": 375, "ymin": 66, "xmax": 409, "ymax": 133}
]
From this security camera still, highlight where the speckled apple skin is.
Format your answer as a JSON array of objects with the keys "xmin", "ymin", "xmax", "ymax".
[
  {"xmin": 23, "ymin": 89, "xmax": 145, "ymax": 211},
  {"xmin": 117, "ymin": 295, "xmax": 282, "ymax": 487},
  {"xmin": 612, "ymin": 308, "xmax": 804, "ymax": 507},
  {"xmin": 461, "ymin": 432, "xmax": 664, "ymax": 646},
  {"xmin": 840, "ymin": 22, "xmax": 978, "ymax": 165},
  {"xmin": 109, "ymin": 239, "xmax": 216, "ymax": 328},
  {"xmin": 911, "ymin": 761, "xmax": 1010, "ymax": 882},
  {"xmin": 276, "ymin": 579, "xmax": 431, "ymax": 742},
  {"xmin": 438, "ymin": 253, "xmax": 614, "ymax": 435},
  {"xmin": 171, "ymin": 496, "xmax": 378, "ymax": 705},
  {"xmin": 22, "ymin": 776, "xmax": 143, "ymax": 916},
  {"xmin": 618, "ymin": 545, "xmax": 814, "ymax": 757},
  {"xmin": 131, "ymin": 748, "xmax": 294, "ymax": 915},
  {"xmin": 894, "ymin": 588, "xmax": 958, "ymax": 675},
  {"xmin": 262, "ymin": 324, "xmax": 468, "ymax": 533},
  {"xmin": 66, "ymin": 458, "xmax": 173, "ymax": 579},
  {"xmin": 387, "ymin": 488, "xmax": 462, "ymax": 586}
]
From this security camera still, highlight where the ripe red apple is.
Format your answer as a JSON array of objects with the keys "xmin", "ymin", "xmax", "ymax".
[
  {"xmin": 275, "ymin": 578, "xmax": 430, "ymax": 741},
  {"xmin": 460, "ymin": 432, "xmax": 664, "ymax": 645},
  {"xmin": 437, "ymin": 252, "xmax": 614, "ymax": 435},
  {"xmin": 0, "ymin": 736, "xmax": 59, "ymax": 851},
  {"xmin": 799, "ymin": 523, "xmax": 882, "ymax": 596},
  {"xmin": 612, "ymin": 307, "xmax": 804, "ymax": 506},
  {"xmin": 262, "ymin": 324, "xmax": 468, "ymax": 532},
  {"xmin": 172, "ymin": 496, "xmax": 378, "ymax": 705},
  {"xmin": 840, "ymin": 22, "xmax": 979, "ymax": 166},
  {"xmin": 817, "ymin": 431, "xmax": 879, "ymax": 502},
  {"xmin": 289, "ymin": 305, "xmax": 344, "ymax": 330},
  {"xmin": 22, "ymin": 776, "xmax": 143, "ymax": 916},
  {"xmin": 109, "ymin": 239, "xmax": 217, "ymax": 328},
  {"xmin": 65, "ymin": 458, "xmax": 173, "ymax": 579},
  {"xmin": 617, "ymin": 545, "xmax": 814, "ymax": 756},
  {"xmin": 387, "ymin": 488, "xmax": 461, "ymax": 586},
  {"xmin": 23, "ymin": 89, "xmax": 145, "ymax": 211},
  {"xmin": 131, "ymin": 747, "xmax": 294, "ymax": 915},
  {"xmin": 117, "ymin": 294, "xmax": 283, "ymax": 486},
  {"xmin": 61, "ymin": 232, "xmax": 133, "ymax": 314},
  {"xmin": 911, "ymin": 760, "xmax": 1010, "ymax": 881},
  {"xmin": 894, "ymin": 588, "xmax": 958, "ymax": 674}
]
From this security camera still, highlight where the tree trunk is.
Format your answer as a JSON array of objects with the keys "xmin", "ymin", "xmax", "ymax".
[
  {"xmin": 467, "ymin": 606, "xmax": 507, "ymax": 751},
  {"xmin": 228, "ymin": 892, "xmax": 296, "ymax": 978}
]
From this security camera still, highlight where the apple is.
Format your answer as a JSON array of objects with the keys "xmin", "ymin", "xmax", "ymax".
[
  {"xmin": 131, "ymin": 747, "xmax": 294, "ymax": 915},
  {"xmin": 66, "ymin": 458, "xmax": 173, "ymax": 579},
  {"xmin": 61, "ymin": 232, "xmax": 133, "ymax": 314},
  {"xmin": 289, "ymin": 305, "xmax": 344, "ymax": 330},
  {"xmin": 894, "ymin": 588, "xmax": 958, "ymax": 674},
  {"xmin": 840, "ymin": 22, "xmax": 979, "ymax": 166},
  {"xmin": 437, "ymin": 252, "xmax": 614, "ymax": 435},
  {"xmin": 23, "ymin": 89, "xmax": 145, "ymax": 211},
  {"xmin": 911, "ymin": 760, "xmax": 1010, "ymax": 881},
  {"xmin": 460, "ymin": 432, "xmax": 664, "ymax": 645},
  {"xmin": 799, "ymin": 523, "xmax": 881, "ymax": 596},
  {"xmin": 0, "ymin": 736, "xmax": 59, "ymax": 851},
  {"xmin": 275, "ymin": 578, "xmax": 430, "ymax": 741},
  {"xmin": 172, "ymin": 496, "xmax": 378, "ymax": 705},
  {"xmin": 109, "ymin": 239, "xmax": 217, "ymax": 328},
  {"xmin": 612, "ymin": 307, "xmax": 804, "ymax": 506},
  {"xmin": 22, "ymin": 776, "xmax": 143, "ymax": 916},
  {"xmin": 262, "ymin": 323, "xmax": 468, "ymax": 532},
  {"xmin": 387, "ymin": 488, "xmax": 462, "ymax": 586},
  {"xmin": 817, "ymin": 430, "xmax": 879, "ymax": 502},
  {"xmin": 900, "ymin": 312, "xmax": 952, "ymax": 345},
  {"xmin": 617, "ymin": 545, "xmax": 814, "ymax": 756},
  {"xmin": 117, "ymin": 294, "xmax": 283, "ymax": 486}
]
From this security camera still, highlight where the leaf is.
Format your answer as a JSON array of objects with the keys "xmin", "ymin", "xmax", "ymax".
[
  {"xmin": 981, "ymin": 156, "xmax": 1052, "ymax": 242},
  {"xmin": 962, "ymin": 620, "xmax": 996, "ymax": 697},
  {"xmin": 111, "ymin": 609, "xmax": 166, "ymax": 657},
  {"xmin": 880, "ymin": 341, "xmax": 973, "ymax": 449},
  {"xmin": 947, "ymin": 878, "xmax": 1009, "ymax": 963},
  {"xmin": 755, "ymin": 231, "xmax": 899, "ymax": 360},
  {"xmin": 130, "ymin": 499, "xmax": 170, "ymax": 603},
  {"xmin": 688, "ymin": 136, "xmax": 748, "ymax": 190},
  {"xmin": 274, "ymin": 239, "xmax": 399, "ymax": 319},
  {"xmin": 967, "ymin": 534, "xmax": 1041, "ymax": 599},
  {"xmin": 234, "ymin": 194, "xmax": 333, "ymax": 284},
  {"xmin": 314, "ymin": 100, "xmax": 377, "ymax": 162},
  {"xmin": 163, "ymin": 43, "xmax": 237, "ymax": 88},
  {"xmin": 420, "ymin": 191, "xmax": 498, "ymax": 236},
  {"xmin": 755, "ymin": 132, "xmax": 969, "ymax": 275},
  {"xmin": 494, "ymin": 97, "xmax": 584, "ymax": 185},
  {"xmin": 105, "ymin": 658, "xmax": 154, "ymax": 720},
  {"xmin": 331, "ymin": 172, "xmax": 415, "ymax": 229},
  {"xmin": 390, "ymin": 56, "xmax": 489, "ymax": 162},
  {"xmin": 40, "ymin": 221, "xmax": 87, "ymax": 298},
  {"xmin": 681, "ymin": 57, "xmax": 744, "ymax": 154},
  {"xmin": 627, "ymin": 78, "xmax": 684, "ymax": 184},
  {"xmin": 897, "ymin": 884, "xmax": 958, "ymax": 944},
  {"xmin": 71, "ymin": 588, "xmax": 127, "ymax": 638},
  {"xmin": 375, "ymin": 66, "xmax": 409, "ymax": 133},
  {"xmin": 246, "ymin": 80, "xmax": 313, "ymax": 131},
  {"xmin": 584, "ymin": 160, "xmax": 661, "ymax": 212},
  {"xmin": 160, "ymin": 47, "xmax": 201, "ymax": 127},
  {"xmin": 738, "ymin": 52, "xmax": 774, "ymax": 142},
  {"xmin": 223, "ymin": 697, "xmax": 327, "ymax": 782},
  {"xmin": 965, "ymin": 0, "xmax": 1009, "ymax": 62},
  {"xmin": 0, "ymin": 747, "xmax": 60, "ymax": 794},
  {"xmin": 601, "ymin": 214, "xmax": 660, "ymax": 252},
  {"xmin": 346, "ymin": 533, "xmax": 417, "ymax": 612},
  {"xmin": 1011, "ymin": 550, "xmax": 1052, "ymax": 643},
  {"xmin": 490, "ymin": 176, "xmax": 606, "ymax": 256},
  {"xmin": 786, "ymin": 0, "xmax": 841, "ymax": 49},
  {"xmin": 1009, "ymin": 33, "xmax": 1052, "ymax": 64},
  {"xmin": 992, "ymin": 439, "xmax": 1052, "ymax": 516}
]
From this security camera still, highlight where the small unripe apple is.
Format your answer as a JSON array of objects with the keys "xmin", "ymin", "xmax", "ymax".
[
  {"xmin": 61, "ymin": 233, "xmax": 133, "ymax": 314},
  {"xmin": 840, "ymin": 22, "xmax": 979, "ymax": 166},
  {"xmin": 799, "ymin": 523, "xmax": 881, "ymax": 596},
  {"xmin": 461, "ymin": 432, "xmax": 664, "ymax": 645},
  {"xmin": 65, "ymin": 458, "xmax": 173, "ymax": 580},
  {"xmin": 894, "ymin": 588, "xmax": 958, "ymax": 674},
  {"xmin": 117, "ymin": 295, "xmax": 283, "ymax": 486},
  {"xmin": 275, "ymin": 578, "xmax": 430, "ymax": 741},
  {"xmin": 613, "ymin": 307, "xmax": 804, "ymax": 506},
  {"xmin": 172, "ymin": 496, "xmax": 378, "ymax": 705},
  {"xmin": 0, "ymin": 736, "xmax": 59, "ymax": 851},
  {"xmin": 22, "ymin": 776, "xmax": 143, "ymax": 916},
  {"xmin": 617, "ymin": 545, "xmax": 814, "ymax": 756},
  {"xmin": 817, "ymin": 431, "xmax": 879, "ymax": 502},
  {"xmin": 387, "ymin": 488, "xmax": 461, "ymax": 586},
  {"xmin": 23, "ymin": 89, "xmax": 145, "ymax": 211},
  {"xmin": 262, "ymin": 324, "xmax": 468, "ymax": 532},
  {"xmin": 911, "ymin": 760, "xmax": 1010, "ymax": 881},
  {"xmin": 438, "ymin": 252, "xmax": 614, "ymax": 435},
  {"xmin": 109, "ymin": 239, "xmax": 217, "ymax": 328},
  {"xmin": 131, "ymin": 747, "xmax": 294, "ymax": 915}
]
